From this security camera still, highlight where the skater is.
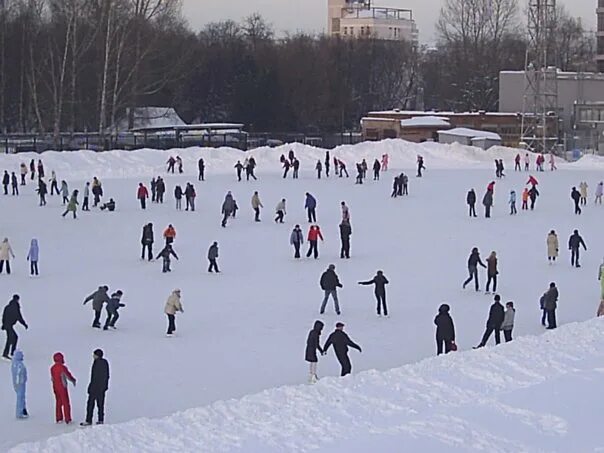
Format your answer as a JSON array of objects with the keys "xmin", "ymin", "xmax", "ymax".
[
  {"xmin": 37, "ymin": 159, "xmax": 45, "ymax": 179},
  {"xmin": 61, "ymin": 190, "xmax": 79, "ymax": 219},
  {"xmin": 235, "ymin": 161, "xmax": 244, "ymax": 181},
  {"xmin": 319, "ymin": 264, "xmax": 343, "ymax": 315},
  {"xmin": 325, "ymin": 151, "xmax": 330, "ymax": 177},
  {"xmin": 185, "ymin": 183, "xmax": 196, "ymax": 211},
  {"xmin": 485, "ymin": 251, "xmax": 498, "ymax": 294},
  {"xmin": 292, "ymin": 158, "xmax": 300, "ymax": 179},
  {"xmin": 361, "ymin": 159, "xmax": 368, "ymax": 179},
  {"xmin": 305, "ymin": 320, "xmax": 324, "ymax": 383},
  {"xmin": 341, "ymin": 201, "xmax": 350, "ymax": 223},
  {"xmin": 288, "ymin": 149, "xmax": 295, "ymax": 164},
  {"xmin": 156, "ymin": 243, "xmax": 179, "ymax": 273},
  {"xmin": 163, "ymin": 224, "xmax": 176, "ymax": 245},
  {"xmin": 339, "ymin": 220, "xmax": 352, "ymax": 259},
  {"xmin": 509, "ymin": 190, "xmax": 517, "ymax": 215},
  {"xmin": 155, "ymin": 177, "xmax": 165, "ymax": 204},
  {"xmin": 26, "ymin": 238, "xmax": 39, "ymax": 276},
  {"xmin": 483, "ymin": 187, "xmax": 494, "ymax": 218},
  {"xmin": 323, "ymin": 323, "xmax": 361, "ymax": 377},
  {"xmin": 401, "ymin": 172, "xmax": 409, "ymax": 196},
  {"xmin": 2, "ymin": 170, "xmax": 8, "ymax": 194},
  {"xmin": 381, "ymin": 153, "xmax": 389, "ymax": 171},
  {"xmin": 198, "ymin": 158, "xmax": 205, "ymax": 181},
  {"xmin": 339, "ymin": 160, "xmax": 349, "ymax": 178},
  {"xmin": 417, "ymin": 155, "xmax": 425, "ymax": 177},
  {"xmin": 0, "ymin": 237, "xmax": 15, "ymax": 274},
  {"xmin": 37, "ymin": 179, "xmax": 47, "ymax": 206},
  {"xmin": 60, "ymin": 180, "xmax": 69, "ymax": 204},
  {"xmin": 474, "ymin": 295, "xmax": 504, "ymax": 348},
  {"xmin": 306, "ymin": 225, "xmax": 324, "ymax": 259},
  {"xmin": 208, "ymin": 242, "xmax": 220, "ymax": 273},
  {"xmin": 82, "ymin": 182, "xmax": 90, "ymax": 211},
  {"xmin": 524, "ymin": 153, "xmax": 530, "ymax": 171},
  {"xmin": 462, "ymin": 247, "xmax": 486, "ymax": 292},
  {"xmin": 595, "ymin": 181, "xmax": 603, "ymax": 204},
  {"xmin": 251, "ymin": 191, "xmax": 263, "ymax": 222},
  {"xmin": 498, "ymin": 159, "xmax": 505, "ymax": 177},
  {"xmin": 316, "ymin": 160, "xmax": 322, "ymax": 179},
  {"xmin": 333, "ymin": 156, "xmax": 339, "ymax": 176},
  {"xmin": 174, "ymin": 185, "xmax": 183, "ymax": 210},
  {"xmin": 150, "ymin": 177, "xmax": 157, "ymax": 203},
  {"xmin": 282, "ymin": 159, "xmax": 290, "ymax": 179},
  {"xmin": 579, "ymin": 181, "xmax": 588, "ymax": 206},
  {"xmin": 275, "ymin": 198, "xmax": 286, "ymax": 223},
  {"xmin": 176, "ymin": 156, "xmax": 183, "ymax": 174},
  {"xmin": 221, "ymin": 192, "xmax": 235, "ymax": 227},
  {"xmin": 11, "ymin": 172, "xmax": 18, "ymax": 195},
  {"xmin": 50, "ymin": 353, "xmax": 76, "ymax": 424},
  {"xmin": 103, "ymin": 291, "xmax": 124, "ymax": 330},
  {"xmin": 549, "ymin": 152, "xmax": 557, "ymax": 171},
  {"xmin": 501, "ymin": 301, "xmax": 515, "ymax": 342},
  {"xmin": 81, "ymin": 349, "xmax": 110, "ymax": 426},
  {"xmin": 166, "ymin": 156, "xmax": 176, "ymax": 173},
  {"xmin": 568, "ymin": 229, "xmax": 587, "ymax": 268},
  {"xmin": 305, "ymin": 192, "xmax": 317, "ymax": 223},
  {"xmin": 355, "ymin": 163, "xmax": 363, "ymax": 184},
  {"xmin": 83, "ymin": 286, "xmax": 110, "ymax": 328},
  {"xmin": 571, "ymin": 187, "xmax": 582, "ymax": 214},
  {"xmin": 92, "ymin": 177, "xmax": 103, "ymax": 207},
  {"xmin": 29, "ymin": 159, "xmax": 35, "ymax": 180},
  {"xmin": 358, "ymin": 270, "xmax": 389, "ymax": 317},
  {"xmin": 547, "ymin": 230, "xmax": 559, "ymax": 263},
  {"xmin": 100, "ymin": 199, "xmax": 115, "ymax": 211},
  {"xmin": 2, "ymin": 295, "xmax": 28, "ymax": 360},
  {"xmin": 521, "ymin": 188, "xmax": 529, "ymax": 210},
  {"xmin": 164, "ymin": 289, "xmax": 183, "ymax": 336},
  {"xmin": 141, "ymin": 223, "xmax": 154, "ymax": 261},
  {"xmin": 528, "ymin": 184, "xmax": 539, "ymax": 210},
  {"xmin": 466, "ymin": 189, "xmax": 477, "ymax": 217},
  {"xmin": 543, "ymin": 282, "xmax": 558, "ymax": 329},
  {"xmin": 434, "ymin": 304, "xmax": 455, "ymax": 355},
  {"xmin": 11, "ymin": 350, "xmax": 28, "ymax": 419},
  {"xmin": 494, "ymin": 159, "xmax": 501, "ymax": 178},
  {"xmin": 514, "ymin": 153, "xmax": 521, "ymax": 171},
  {"xmin": 246, "ymin": 157, "xmax": 257, "ymax": 181},
  {"xmin": 137, "ymin": 183, "xmax": 149, "ymax": 210},
  {"xmin": 290, "ymin": 225, "xmax": 304, "ymax": 259},
  {"xmin": 231, "ymin": 198, "xmax": 239, "ymax": 218},
  {"xmin": 391, "ymin": 176, "xmax": 399, "ymax": 198}
]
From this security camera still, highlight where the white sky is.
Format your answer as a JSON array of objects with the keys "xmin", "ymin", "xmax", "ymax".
[{"xmin": 182, "ymin": 0, "xmax": 596, "ymax": 43}]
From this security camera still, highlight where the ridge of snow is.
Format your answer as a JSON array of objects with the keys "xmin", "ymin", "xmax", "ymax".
[{"xmin": 10, "ymin": 318, "xmax": 604, "ymax": 453}]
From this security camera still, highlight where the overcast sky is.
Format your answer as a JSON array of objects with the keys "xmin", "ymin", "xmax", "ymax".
[{"xmin": 182, "ymin": 0, "xmax": 596, "ymax": 43}]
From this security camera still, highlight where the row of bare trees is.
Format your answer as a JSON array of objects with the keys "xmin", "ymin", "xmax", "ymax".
[{"xmin": 0, "ymin": 0, "xmax": 596, "ymax": 136}]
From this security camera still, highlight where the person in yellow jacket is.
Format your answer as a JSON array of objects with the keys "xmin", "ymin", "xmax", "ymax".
[
  {"xmin": 251, "ymin": 191, "xmax": 263, "ymax": 222},
  {"xmin": 547, "ymin": 230, "xmax": 559, "ymax": 264},
  {"xmin": 164, "ymin": 289, "xmax": 183, "ymax": 337}
]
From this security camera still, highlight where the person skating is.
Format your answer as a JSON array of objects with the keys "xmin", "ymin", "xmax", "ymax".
[
  {"xmin": 579, "ymin": 181, "xmax": 588, "ymax": 206},
  {"xmin": 358, "ymin": 270, "xmax": 389, "ymax": 317},
  {"xmin": 81, "ymin": 349, "xmax": 110, "ymax": 426},
  {"xmin": 176, "ymin": 155, "xmax": 183, "ymax": 174},
  {"xmin": 11, "ymin": 350, "xmax": 28, "ymax": 419},
  {"xmin": 434, "ymin": 304, "xmax": 455, "ymax": 355},
  {"xmin": 482, "ymin": 187, "xmax": 493, "ymax": 218},
  {"xmin": 61, "ymin": 190, "xmax": 79, "ymax": 219},
  {"xmin": 543, "ymin": 282, "xmax": 558, "ymax": 329},
  {"xmin": 37, "ymin": 179, "xmax": 47, "ymax": 206},
  {"xmin": 355, "ymin": 163, "xmax": 363, "ymax": 184},
  {"xmin": 485, "ymin": 251, "xmax": 498, "ymax": 294},
  {"xmin": 155, "ymin": 177, "xmax": 165, "ymax": 204},
  {"xmin": 498, "ymin": 159, "xmax": 505, "ymax": 177},
  {"xmin": 316, "ymin": 160, "xmax": 322, "ymax": 179},
  {"xmin": 163, "ymin": 224, "xmax": 176, "ymax": 245},
  {"xmin": 474, "ymin": 295, "xmax": 505, "ymax": 348},
  {"xmin": 150, "ymin": 177, "xmax": 157, "ymax": 203},
  {"xmin": 275, "ymin": 198, "xmax": 287, "ymax": 223},
  {"xmin": 92, "ymin": 177, "xmax": 103, "ymax": 207},
  {"xmin": 198, "ymin": 158, "xmax": 205, "ymax": 181},
  {"xmin": 361, "ymin": 159, "xmax": 368, "ymax": 179},
  {"xmin": 339, "ymin": 220, "xmax": 352, "ymax": 259},
  {"xmin": 524, "ymin": 153, "xmax": 530, "ymax": 171},
  {"xmin": 292, "ymin": 158, "xmax": 300, "ymax": 179},
  {"xmin": 208, "ymin": 242, "xmax": 220, "ymax": 273},
  {"xmin": 11, "ymin": 172, "xmax": 18, "ymax": 195},
  {"xmin": 2, "ymin": 295, "xmax": 28, "ymax": 360},
  {"xmin": 305, "ymin": 320, "xmax": 324, "ymax": 383},
  {"xmin": 528, "ymin": 184, "xmax": 539, "ymax": 210},
  {"xmin": 381, "ymin": 153, "xmax": 389, "ymax": 171},
  {"xmin": 231, "ymin": 198, "xmax": 239, "ymax": 218},
  {"xmin": 373, "ymin": 159, "xmax": 381, "ymax": 180},
  {"xmin": 100, "ymin": 199, "xmax": 116, "ymax": 211},
  {"xmin": 137, "ymin": 183, "xmax": 149, "ymax": 210},
  {"xmin": 571, "ymin": 187, "xmax": 582, "ymax": 215},
  {"xmin": 174, "ymin": 185, "xmax": 183, "ymax": 210},
  {"xmin": 462, "ymin": 247, "xmax": 486, "ymax": 292},
  {"xmin": 0, "ymin": 237, "xmax": 15, "ymax": 274},
  {"xmin": 185, "ymin": 183, "xmax": 196, "ymax": 211},
  {"xmin": 494, "ymin": 159, "xmax": 501, "ymax": 178},
  {"xmin": 391, "ymin": 176, "xmax": 399, "ymax": 198},
  {"xmin": 339, "ymin": 160, "xmax": 349, "ymax": 178},
  {"xmin": 50, "ymin": 352, "xmax": 76, "ymax": 424},
  {"xmin": 306, "ymin": 225, "xmax": 324, "ymax": 259},
  {"xmin": 466, "ymin": 189, "xmax": 477, "ymax": 217},
  {"xmin": 156, "ymin": 243, "xmax": 179, "ymax": 273},
  {"xmin": 1, "ymin": 170, "xmax": 9, "ymax": 195},
  {"xmin": 82, "ymin": 182, "xmax": 90, "ymax": 211},
  {"xmin": 235, "ymin": 161, "xmax": 244, "ymax": 181},
  {"xmin": 221, "ymin": 191, "xmax": 235, "ymax": 227},
  {"xmin": 166, "ymin": 156, "xmax": 176, "ymax": 173},
  {"xmin": 29, "ymin": 159, "xmax": 35, "ymax": 180},
  {"xmin": 282, "ymin": 159, "xmax": 290, "ymax": 179},
  {"xmin": 320, "ymin": 264, "xmax": 343, "ymax": 315},
  {"xmin": 251, "ymin": 191, "xmax": 263, "ymax": 222},
  {"xmin": 520, "ymin": 187, "xmax": 528, "ymax": 210},
  {"xmin": 547, "ymin": 230, "xmax": 559, "ymax": 264},
  {"xmin": 83, "ymin": 286, "xmax": 110, "ymax": 328},
  {"xmin": 323, "ymin": 322, "xmax": 361, "ymax": 377},
  {"xmin": 549, "ymin": 152, "xmax": 557, "ymax": 171},
  {"xmin": 325, "ymin": 151, "xmax": 330, "ymax": 177},
  {"xmin": 37, "ymin": 159, "xmax": 45, "ymax": 179},
  {"xmin": 416, "ymin": 155, "xmax": 425, "ymax": 177},
  {"xmin": 26, "ymin": 238, "xmax": 39, "ymax": 276},
  {"xmin": 514, "ymin": 153, "xmax": 521, "ymax": 171},
  {"xmin": 333, "ymin": 156, "xmax": 339, "ymax": 176},
  {"xmin": 341, "ymin": 201, "xmax": 350, "ymax": 223},
  {"xmin": 103, "ymin": 290, "xmax": 124, "ymax": 330},
  {"xmin": 60, "ymin": 180, "xmax": 69, "ymax": 204},
  {"xmin": 595, "ymin": 181, "xmax": 603, "ymax": 204},
  {"xmin": 288, "ymin": 149, "xmax": 295, "ymax": 164},
  {"xmin": 245, "ymin": 157, "xmax": 257, "ymax": 181},
  {"xmin": 165, "ymin": 289, "xmax": 183, "ymax": 336},
  {"xmin": 141, "ymin": 223, "xmax": 154, "ymax": 261},
  {"xmin": 305, "ymin": 192, "xmax": 317, "ymax": 223},
  {"xmin": 290, "ymin": 225, "xmax": 304, "ymax": 259},
  {"xmin": 509, "ymin": 190, "xmax": 517, "ymax": 215},
  {"xmin": 501, "ymin": 301, "xmax": 515, "ymax": 342},
  {"xmin": 568, "ymin": 229, "xmax": 587, "ymax": 268}
]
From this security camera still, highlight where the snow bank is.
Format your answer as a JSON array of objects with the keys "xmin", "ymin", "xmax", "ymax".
[
  {"xmin": 11, "ymin": 318, "xmax": 604, "ymax": 453},
  {"xmin": 0, "ymin": 140, "xmax": 575, "ymax": 180}
]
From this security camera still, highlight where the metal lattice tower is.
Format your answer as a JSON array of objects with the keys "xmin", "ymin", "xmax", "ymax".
[{"xmin": 520, "ymin": 0, "xmax": 559, "ymax": 153}]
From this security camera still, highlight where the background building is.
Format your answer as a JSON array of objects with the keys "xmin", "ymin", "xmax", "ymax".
[
  {"xmin": 328, "ymin": 0, "xmax": 418, "ymax": 43},
  {"xmin": 598, "ymin": 0, "xmax": 604, "ymax": 72}
]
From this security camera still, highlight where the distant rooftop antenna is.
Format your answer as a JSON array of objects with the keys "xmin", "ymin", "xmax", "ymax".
[{"xmin": 520, "ymin": 0, "xmax": 559, "ymax": 153}]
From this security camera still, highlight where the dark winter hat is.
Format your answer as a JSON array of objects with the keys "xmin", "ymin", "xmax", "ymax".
[
  {"xmin": 574, "ymin": 229, "xmax": 578, "ymax": 234},
  {"xmin": 335, "ymin": 322, "xmax": 345, "ymax": 328},
  {"xmin": 438, "ymin": 304, "xmax": 450, "ymax": 313},
  {"xmin": 328, "ymin": 264, "xmax": 336, "ymax": 270},
  {"xmin": 12, "ymin": 294, "xmax": 20, "ymax": 300},
  {"xmin": 550, "ymin": 282, "xmax": 556, "ymax": 288},
  {"xmin": 93, "ymin": 349, "xmax": 104, "ymax": 358},
  {"xmin": 494, "ymin": 294, "xmax": 501, "ymax": 302},
  {"xmin": 116, "ymin": 290, "xmax": 123, "ymax": 296}
]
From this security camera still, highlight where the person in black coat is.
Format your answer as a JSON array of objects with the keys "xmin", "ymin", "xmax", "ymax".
[
  {"xmin": 434, "ymin": 304, "xmax": 455, "ymax": 355},
  {"xmin": 156, "ymin": 244, "xmax": 179, "ymax": 273},
  {"xmin": 174, "ymin": 185, "xmax": 183, "ymax": 210},
  {"xmin": 358, "ymin": 271, "xmax": 389, "ymax": 316},
  {"xmin": 323, "ymin": 323, "xmax": 361, "ymax": 377},
  {"xmin": 571, "ymin": 187, "xmax": 581, "ymax": 215},
  {"xmin": 320, "ymin": 265, "xmax": 343, "ymax": 315},
  {"xmin": 141, "ymin": 223, "xmax": 154, "ymax": 261},
  {"xmin": 339, "ymin": 221, "xmax": 352, "ymax": 259},
  {"xmin": 474, "ymin": 295, "xmax": 505, "ymax": 348},
  {"xmin": 81, "ymin": 349, "xmax": 110, "ymax": 426},
  {"xmin": 568, "ymin": 229, "xmax": 587, "ymax": 268},
  {"xmin": 198, "ymin": 158, "xmax": 205, "ymax": 181},
  {"xmin": 466, "ymin": 189, "xmax": 477, "ymax": 217},
  {"xmin": 462, "ymin": 247, "xmax": 486, "ymax": 291},
  {"xmin": 391, "ymin": 176, "xmax": 399, "ymax": 198},
  {"xmin": 2, "ymin": 295, "xmax": 28, "ymax": 360},
  {"xmin": 305, "ymin": 320, "xmax": 324, "ymax": 383}
]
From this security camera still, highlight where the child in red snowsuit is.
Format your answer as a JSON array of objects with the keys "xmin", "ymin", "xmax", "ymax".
[{"xmin": 50, "ymin": 352, "xmax": 76, "ymax": 424}]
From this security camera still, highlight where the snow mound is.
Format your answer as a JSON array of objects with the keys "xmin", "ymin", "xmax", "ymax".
[{"xmin": 11, "ymin": 318, "xmax": 604, "ymax": 453}]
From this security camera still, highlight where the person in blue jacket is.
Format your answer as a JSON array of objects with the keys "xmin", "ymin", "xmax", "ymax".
[
  {"xmin": 304, "ymin": 192, "xmax": 317, "ymax": 223},
  {"xmin": 12, "ymin": 350, "xmax": 28, "ymax": 419},
  {"xmin": 26, "ymin": 238, "xmax": 39, "ymax": 276}
]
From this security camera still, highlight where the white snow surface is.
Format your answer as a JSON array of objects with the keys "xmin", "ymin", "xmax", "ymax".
[
  {"xmin": 1, "ymin": 139, "xmax": 604, "ymax": 452},
  {"xmin": 439, "ymin": 128, "xmax": 502, "ymax": 141},
  {"xmin": 400, "ymin": 116, "xmax": 451, "ymax": 128}
]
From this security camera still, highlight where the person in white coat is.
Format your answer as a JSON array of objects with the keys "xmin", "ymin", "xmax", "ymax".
[
  {"xmin": 547, "ymin": 230, "xmax": 559, "ymax": 264},
  {"xmin": 164, "ymin": 289, "xmax": 183, "ymax": 336},
  {"xmin": 501, "ymin": 302, "xmax": 515, "ymax": 342},
  {"xmin": 274, "ymin": 198, "xmax": 286, "ymax": 223},
  {"xmin": 0, "ymin": 238, "xmax": 15, "ymax": 274},
  {"xmin": 595, "ymin": 181, "xmax": 603, "ymax": 205}
]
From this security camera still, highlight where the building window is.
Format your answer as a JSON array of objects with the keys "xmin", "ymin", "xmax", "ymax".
[
  {"xmin": 599, "ymin": 17, "xmax": 604, "ymax": 32},
  {"xmin": 343, "ymin": 27, "xmax": 348, "ymax": 35},
  {"xmin": 350, "ymin": 26, "xmax": 354, "ymax": 35},
  {"xmin": 366, "ymin": 26, "xmax": 371, "ymax": 36},
  {"xmin": 360, "ymin": 26, "xmax": 365, "ymax": 35}
]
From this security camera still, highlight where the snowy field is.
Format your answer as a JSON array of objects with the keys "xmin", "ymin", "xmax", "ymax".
[{"xmin": 1, "ymin": 140, "xmax": 604, "ymax": 451}]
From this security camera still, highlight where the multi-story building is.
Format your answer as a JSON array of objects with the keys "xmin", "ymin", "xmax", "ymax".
[
  {"xmin": 598, "ymin": 0, "xmax": 604, "ymax": 72},
  {"xmin": 328, "ymin": 0, "xmax": 418, "ymax": 44}
]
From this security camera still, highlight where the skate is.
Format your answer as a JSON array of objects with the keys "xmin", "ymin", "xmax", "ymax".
[
  {"xmin": 79, "ymin": 422, "xmax": 92, "ymax": 427},
  {"xmin": 1, "ymin": 355, "xmax": 11, "ymax": 361}
]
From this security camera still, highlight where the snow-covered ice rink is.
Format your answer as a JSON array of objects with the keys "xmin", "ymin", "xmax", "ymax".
[{"xmin": 1, "ymin": 140, "xmax": 604, "ymax": 451}]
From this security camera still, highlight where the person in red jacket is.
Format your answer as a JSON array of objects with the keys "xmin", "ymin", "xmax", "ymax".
[
  {"xmin": 50, "ymin": 352, "xmax": 76, "ymax": 424},
  {"xmin": 487, "ymin": 181, "xmax": 495, "ymax": 193},
  {"xmin": 137, "ymin": 183, "xmax": 149, "ymax": 210},
  {"xmin": 306, "ymin": 225, "xmax": 324, "ymax": 259}
]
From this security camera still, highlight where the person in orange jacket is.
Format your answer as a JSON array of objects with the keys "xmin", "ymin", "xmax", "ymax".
[
  {"xmin": 521, "ymin": 188, "xmax": 529, "ymax": 210},
  {"xmin": 163, "ymin": 224, "xmax": 176, "ymax": 245},
  {"xmin": 306, "ymin": 225, "xmax": 324, "ymax": 259},
  {"xmin": 50, "ymin": 352, "xmax": 76, "ymax": 424}
]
